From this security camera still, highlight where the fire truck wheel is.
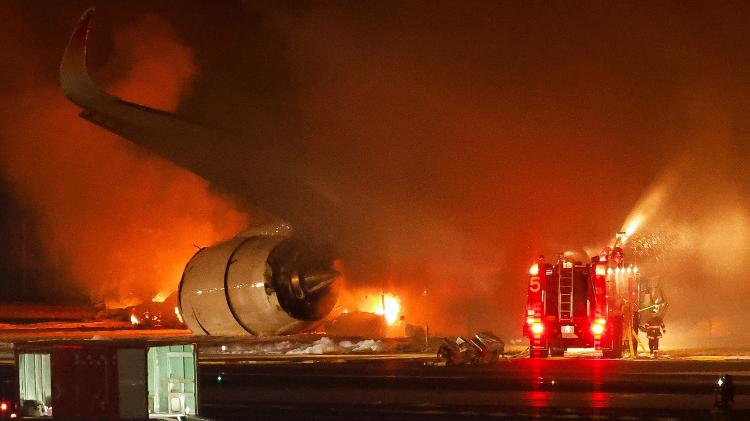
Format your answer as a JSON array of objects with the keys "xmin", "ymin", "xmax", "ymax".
[
  {"xmin": 602, "ymin": 347, "xmax": 622, "ymax": 359},
  {"xmin": 549, "ymin": 338, "xmax": 565, "ymax": 357},
  {"xmin": 602, "ymin": 320, "xmax": 624, "ymax": 358},
  {"xmin": 602, "ymin": 341, "xmax": 624, "ymax": 358}
]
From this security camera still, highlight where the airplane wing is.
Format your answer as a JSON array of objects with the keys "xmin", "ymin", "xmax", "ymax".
[
  {"xmin": 60, "ymin": 9, "xmax": 338, "ymax": 249},
  {"xmin": 60, "ymin": 8, "xmax": 221, "ymax": 164}
]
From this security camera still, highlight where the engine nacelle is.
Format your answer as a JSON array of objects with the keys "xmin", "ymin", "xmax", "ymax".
[{"xmin": 178, "ymin": 229, "xmax": 338, "ymax": 336}]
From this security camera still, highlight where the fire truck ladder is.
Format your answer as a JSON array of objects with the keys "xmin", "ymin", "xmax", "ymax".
[{"xmin": 558, "ymin": 264, "xmax": 574, "ymax": 321}]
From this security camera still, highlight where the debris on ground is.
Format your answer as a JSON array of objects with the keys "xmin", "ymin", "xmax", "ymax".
[{"xmin": 437, "ymin": 331, "xmax": 504, "ymax": 365}]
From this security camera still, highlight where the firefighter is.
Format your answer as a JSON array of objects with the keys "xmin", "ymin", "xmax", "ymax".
[
  {"xmin": 611, "ymin": 246, "xmax": 624, "ymax": 264},
  {"xmin": 645, "ymin": 314, "xmax": 665, "ymax": 355}
]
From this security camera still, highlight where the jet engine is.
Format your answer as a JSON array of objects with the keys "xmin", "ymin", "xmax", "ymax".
[{"xmin": 179, "ymin": 227, "xmax": 338, "ymax": 336}]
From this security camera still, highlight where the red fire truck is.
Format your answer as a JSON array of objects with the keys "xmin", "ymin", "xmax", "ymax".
[{"xmin": 523, "ymin": 245, "xmax": 641, "ymax": 358}]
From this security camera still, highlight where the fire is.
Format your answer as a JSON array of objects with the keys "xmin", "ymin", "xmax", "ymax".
[
  {"xmin": 0, "ymin": 12, "xmax": 249, "ymax": 310},
  {"xmin": 373, "ymin": 294, "xmax": 401, "ymax": 326},
  {"xmin": 152, "ymin": 292, "xmax": 169, "ymax": 303},
  {"xmin": 130, "ymin": 313, "xmax": 140, "ymax": 325},
  {"xmin": 342, "ymin": 289, "xmax": 403, "ymax": 326},
  {"xmin": 174, "ymin": 306, "xmax": 183, "ymax": 324}
]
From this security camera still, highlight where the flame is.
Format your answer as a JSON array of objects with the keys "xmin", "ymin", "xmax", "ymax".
[
  {"xmin": 174, "ymin": 306, "xmax": 183, "ymax": 324},
  {"xmin": 130, "ymin": 313, "xmax": 140, "ymax": 325},
  {"xmin": 0, "ymin": 12, "xmax": 248, "ymax": 309},
  {"xmin": 373, "ymin": 294, "xmax": 401, "ymax": 326},
  {"xmin": 339, "ymin": 288, "xmax": 403, "ymax": 326},
  {"xmin": 152, "ymin": 292, "xmax": 168, "ymax": 303}
]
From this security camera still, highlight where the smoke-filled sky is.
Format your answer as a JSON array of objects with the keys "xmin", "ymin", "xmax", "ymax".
[{"xmin": 2, "ymin": 1, "xmax": 750, "ymax": 340}]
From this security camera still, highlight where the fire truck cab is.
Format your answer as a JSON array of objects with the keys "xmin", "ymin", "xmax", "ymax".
[{"xmin": 523, "ymin": 247, "xmax": 639, "ymax": 358}]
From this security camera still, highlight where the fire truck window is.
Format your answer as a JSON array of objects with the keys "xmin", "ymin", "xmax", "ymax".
[{"xmin": 18, "ymin": 353, "xmax": 52, "ymax": 418}]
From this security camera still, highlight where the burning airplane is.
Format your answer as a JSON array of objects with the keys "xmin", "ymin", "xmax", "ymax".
[{"xmin": 60, "ymin": 9, "xmax": 339, "ymax": 335}]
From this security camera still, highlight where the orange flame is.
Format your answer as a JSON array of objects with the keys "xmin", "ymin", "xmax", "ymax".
[
  {"xmin": 355, "ymin": 291, "xmax": 402, "ymax": 326},
  {"xmin": 174, "ymin": 306, "xmax": 184, "ymax": 324},
  {"xmin": 375, "ymin": 294, "xmax": 401, "ymax": 326},
  {"xmin": 0, "ymin": 13, "xmax": 248, "ymax": 308},
  {"xmin": 152, "ymin": 292, "xmax": 168, "ymax": 303}
]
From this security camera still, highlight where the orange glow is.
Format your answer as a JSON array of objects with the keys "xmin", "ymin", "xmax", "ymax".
[
  {"xmin": 595, "ymin": 265, "xmax": 606, "ymax": 276},
  {"xmin": 152, "ymin": 292, "xmax": 168, "ymax": 303},
  {"xmin": 375, "ymin": 294, "xmax": 401, "ymax": 325},
  {"xmin": 529, "ymin": 263, "xmax": 540, "ymax": 276},
  {"xmin": 0, "ymin": 13, "xmax": 248, "ymax": 309},
  {"xmin": 130, "ymin": 313, "xmax": 140, "ymax": 325},
  {"xmin": 174, "ymin": 306, "xmax": 184, "ymax": 324},
  {"xmin": 348, "ymin": 289, "xmax": 402, "ymax": 326}
]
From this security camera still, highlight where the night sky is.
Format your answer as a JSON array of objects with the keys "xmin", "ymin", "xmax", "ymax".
[{"xmin": 2, "ymin": 1, "xmax": 750, "ymax": 339}]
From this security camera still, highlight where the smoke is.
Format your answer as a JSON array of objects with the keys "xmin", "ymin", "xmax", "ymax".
[
  {"xmin": 251, "ymin": 2, "xmax": 669, "ymax": 336},
  {"xmin": 250, "ymin": 2, "xmax": 750, "ymax": 339},
  {"xmin": 5, "ymin": 2, "xmax": 750, "ymax": 344},
  {"xmin": 0, "ymin": 9, "xmax": 247, "ymax": 307},
  {"xmin": 619, "ymin": 130, "xmax": 750, "ymax": 346}
]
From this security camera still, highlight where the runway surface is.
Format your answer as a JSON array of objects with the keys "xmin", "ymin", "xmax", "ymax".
[
  {"xmin": 3, "ymin": 326, "xmax": 750, "ymax": 419},
  {"xmin": 1, "ymin": 347, "xmax": 750, "ymax": 419},
  {"xmin": 198, "ymin": 357, "xmax": 750, "ymax": 420}
]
